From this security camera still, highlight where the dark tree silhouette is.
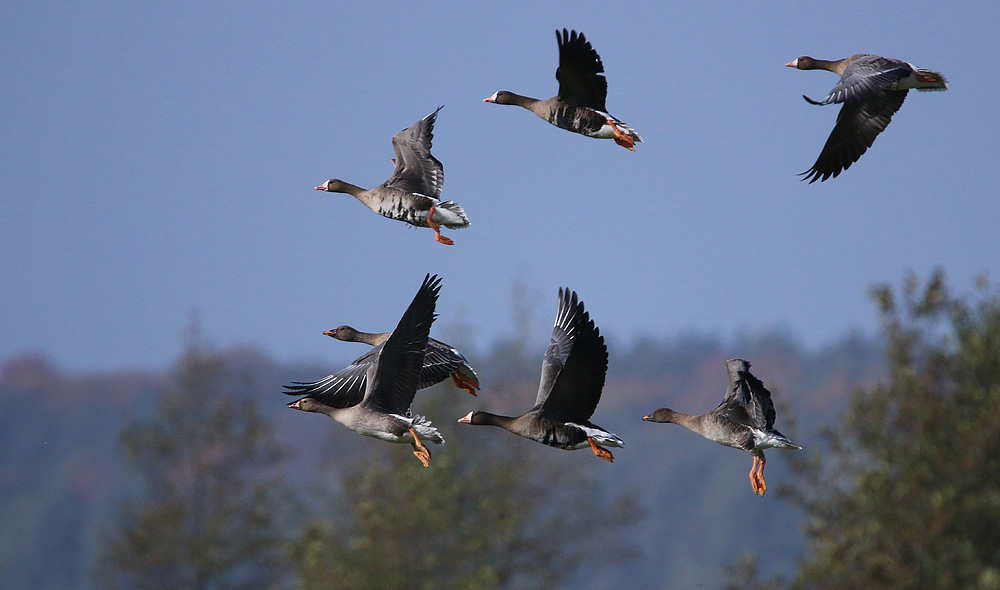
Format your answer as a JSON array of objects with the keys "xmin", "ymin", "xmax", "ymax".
[
  {"xmin": 291, "ymin": 398, "xmax": 641, "ymax": 589},
  {"xmin": 784, "ymin": 271, "xmax": 1000, "ymax": 589},
  {"xmin": 94, "ymin": 328, "xmax": 291, "ymax": 589}
]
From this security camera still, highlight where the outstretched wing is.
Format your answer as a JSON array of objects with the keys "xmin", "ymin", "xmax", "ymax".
[
  {"xmin": 362, "ymin": 274, "xmax": 441, "ymax": 415},
  {"xmin": 555, "ymin": 29, "xmax": 609, "ymax": 112},
  {"xmin": 281, "ymin": 348, "xmax": 375, "ymax": 409},
  {"xmin": 386, "ymin": 107, "xmax": 445, "ymax": 199},
  {"xmin": 805, "ymin": 55, "xmax": 913, "ymax": 106},
  {"xmin": 716, "ymin": 358, "xmax": 776, "ymax": 430},
  {"xmin": 534, "ymin": 288, "xmax": 608, "ymax": 423},
  {"xmin": 801, "ymin": 89, "xmax": 907, "ymax": 183},
  {"xmin": 416, "ymin": 338, "xmax": 472, "ymax": 389}
]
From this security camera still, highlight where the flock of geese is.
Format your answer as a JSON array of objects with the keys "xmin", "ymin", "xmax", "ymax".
[{"xmin": 286, "ymin": 30, "xmax": 947, "ymax": 495}]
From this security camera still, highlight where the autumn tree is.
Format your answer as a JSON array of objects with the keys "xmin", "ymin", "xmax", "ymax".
[
  {"xmin": 94, "ymin": 329, "xmax": 291, "ymax": 589},
  {"xmin": 785, "ymin": 270, "xmax": 1000, "ymax": 589}
]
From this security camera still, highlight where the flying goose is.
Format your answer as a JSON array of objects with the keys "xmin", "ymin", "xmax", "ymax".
[
  {"xmin": 643, "ymin": 359, "xmax": 800, "ymax": 495},
  {"xmin": 787, "ymin": 54, "xmax": 947, "ymax": 182},
  {"xmin": 285, "ymin": 274, "xmax": 445, "ymax": 467},
  {"xmin": 315, "ymin": 106, "xmax": 469, "ymax": 244},
  {"xmin": 458, "ymin": 288, "xmax": 623, "ymax": 462},
  {"xmin": 484, "ymin": 29, "xmax": 642, "ymax": 151},
  {"xmin": 284, "ymin": 325, "xmax": 479, "ymax": 400}
]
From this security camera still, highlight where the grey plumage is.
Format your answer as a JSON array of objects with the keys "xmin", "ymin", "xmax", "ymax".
[
  {"xmin": 484, "ymin": 30, "xmax": 642, "ymax": 150},
  {"xmin": 315, "ymin": 107, "xmax": 469, "ymax": 244},
  {"xmin": 283, "ymin": 325, "xmax": 479, "ymax": 402},
  {"xmin": 285, "ymin": 274, "xmax": 446, "ymax": 466},
  {"xmin": 788, "ymin": 54, "xmax": 948, "ymax": 183},
  {"xmin": 643, "ymin": 359, "xmax": 799, "ymax": 495},
  {"xmin": 458, "ymin": 288, "xmax": 623, "ymax": 462}
]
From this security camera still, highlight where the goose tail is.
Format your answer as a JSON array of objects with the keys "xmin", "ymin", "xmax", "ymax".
[
  {"xmin": 433, "ymin": 200, "xmax": 470, "ymax": 229},
  {"xmin": 913, "ymin": 68, "xmax": 948, "ymax": 91}
]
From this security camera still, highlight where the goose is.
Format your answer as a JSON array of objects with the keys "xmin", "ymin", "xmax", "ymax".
[
  {"xmin": 285, "ymin": 274, "xmax": 445, "ymax": 467},
  {"xmin": 458, "ymin": 288, "xmax": 623, "ymax": 462},
  {"xmin": 315, "ymin": 106, "xmax": 469, "ymax": 244},
  {"xmin": 484, "ymin": 29, "xmax": 642, "ymax": 151},
  {"xmin": 643, "ymin": 359, "xmax": 800, "ymax": 495},
  {"xmin": 284, "ymin": 325, "xmax": 479, "ymax": 399},
  {"xmin": 786, "ymin": 54, "xmax": 947, "ymax": 183}
]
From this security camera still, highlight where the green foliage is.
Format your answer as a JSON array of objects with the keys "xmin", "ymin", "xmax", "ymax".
[
  {"xmin": 289, "ymin": 383, "xmax": 641, "ymax": 590},
  {"xmin": 786, "ymin": 270, "xmax": 1000, "ymax": 590},
  {"xmin": 94, "ymin": 339, "xmax": 291, "ymax": 589}
]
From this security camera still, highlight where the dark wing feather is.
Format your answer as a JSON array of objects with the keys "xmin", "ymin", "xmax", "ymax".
[
  {"xmin": 281, "ymin": 348, "xmax": 374, "ymax": 409},
  {"xmin": 555, "ymin": 29, "xmax": 609, "ymax": 112},
  {"xmin": 417, "ymin": 338, "xmax": 466, "ymax": 389},
  {"xmin": 807, "ymin": 55, "xmax": 913, "ymax": 105},
  {"xmin": 386, "ymin": 107, "xmax": 445, "ymax": 199},
  {"xmin": 362, "ymin": 274, "xmax": 441, "ymax": 415},
  {"xmin": 801, "ymin": 89, "xmax": 908, "ymax": 183},
  {"xmin": 534, "ymin": 288, "xmax": 608, "ymax": 423},
  {"xmin": 716, "ymin": 359, "xmax": 776, "ymax": 430}
]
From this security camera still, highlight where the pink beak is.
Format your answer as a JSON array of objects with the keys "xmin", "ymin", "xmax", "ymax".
[{"xmin": 785, "ymin": 59, "xmax": 798, "ymax": 68}]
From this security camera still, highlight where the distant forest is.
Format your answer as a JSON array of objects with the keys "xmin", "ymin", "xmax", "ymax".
[{"xmin": 2, "ymin": 271, "xmax": 997, "ymax": 589}]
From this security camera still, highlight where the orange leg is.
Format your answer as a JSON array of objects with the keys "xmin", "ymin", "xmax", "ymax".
[
  {"xmin": 607, "ymin": 119, "xmax": 636, "ymax": 152},
  {"xmin": 426, "ymin": 206, "xmax": 454, "ymax": 245},
  {"xmin": 450, "ymin": 371, "xmax": 479, "ymax": 396},
  {"xmin": 409, "ymin": 427, "xmax": 432, "ymax": 467},
  {"xmin": 588, "ymin": 437, "xmax": 615, "ymax": 462},
  {"xmin": 749, "ymin": 455, "xmax": 767, "ymax": 495},
  {"xmin": 756, "ymin": 454, "xmax": 767, "ymax": 495}
]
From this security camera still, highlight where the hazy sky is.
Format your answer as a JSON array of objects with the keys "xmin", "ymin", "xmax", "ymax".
[{"xmin": 2, "ymin": 0, "xmax": 997, "ymax": 371}]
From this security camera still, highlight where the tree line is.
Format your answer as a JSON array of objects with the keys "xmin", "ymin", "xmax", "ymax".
[{"xmin": 2, "ymin": 271, "xmax": 997, "ymax": 589}]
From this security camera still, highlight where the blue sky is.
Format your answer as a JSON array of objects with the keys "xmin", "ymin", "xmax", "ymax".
[{"xmin": 2, "ymin": 0, "xmax": 998, "ymax": 371}]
